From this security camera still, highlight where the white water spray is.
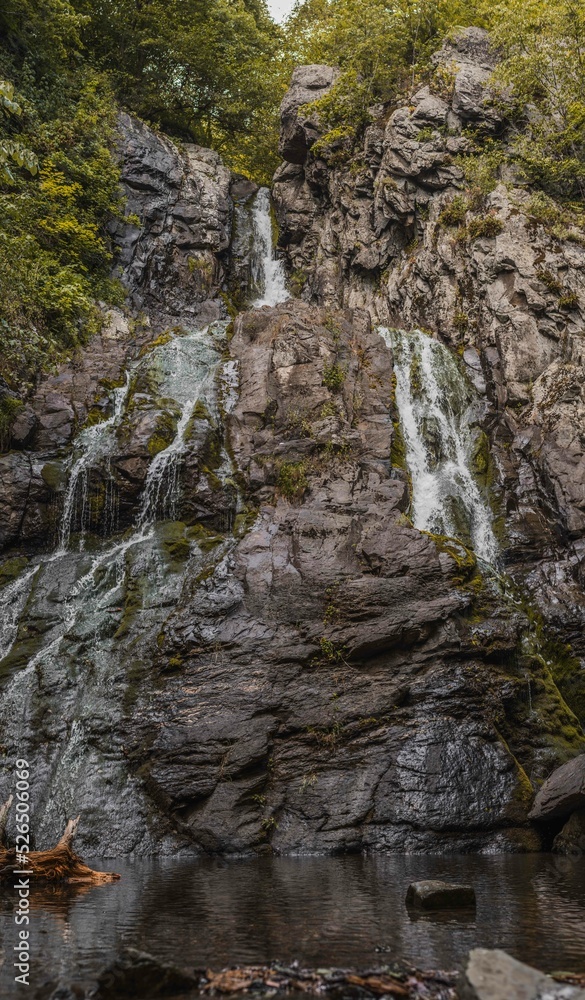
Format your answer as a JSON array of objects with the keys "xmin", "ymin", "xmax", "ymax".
[
  {"xmin": 381, "ymin": 327, "xmax": 498, "ymax": 565},
  {"xmin": 59, "ymin": 375, "xmax": 130, "ymax": 550},
  {"xmin": 251, "ymin": 187, "xmax": 290, "ymax": 307}
]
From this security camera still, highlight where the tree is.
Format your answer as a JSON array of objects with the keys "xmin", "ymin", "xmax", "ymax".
[
  {"xmin": 484, "ymin": 0, "xmax": 585, "ymax": 199},
  {"xmin": 0, "ymin": 81, "xmax": 38, "ymax": 183},
  {"xmin": 71, "ymin": 0, "xmax": 287, "ymax": 180}
]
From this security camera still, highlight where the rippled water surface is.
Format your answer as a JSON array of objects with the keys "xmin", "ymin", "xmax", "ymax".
[{"xmin": 1, "ymin": 854, "xmax": 584, "ymax": 995}]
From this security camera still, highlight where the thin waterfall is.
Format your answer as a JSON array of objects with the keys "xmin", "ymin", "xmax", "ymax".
[
  {"xmin": 381, "ymin": 327, "xmax": 498, "ymax": 565},
  {"xmin": 0, "ymin": 568, "xmax": 38, "ymax": 660},
  {"xmin": 251, "ymin": 188, "xmax": 290, "ymax": 307},
  {"xmin": 136, "ymin": 325, "xmax": 221, "ymax": 525},
  {"xmin": 137, "ymin": 399, "xmax": 195, "ymax": 527},
  {"xmin": 59, "ymin": 375, "xmax": 130, "ymax": 550}
]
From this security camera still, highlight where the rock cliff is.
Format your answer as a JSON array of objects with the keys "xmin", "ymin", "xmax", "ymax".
[
  {"xmin": 273, "ymin": 27, "xmax": 585, "ymax": 725},
  {"xmin": 0, "ymin": 35, "xmax": 584, "ymax": 856}
]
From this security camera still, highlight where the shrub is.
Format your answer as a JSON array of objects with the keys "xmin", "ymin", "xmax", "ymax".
[
  {"xmin": 0, "ymin": 70, "xmax": 123, "ymax": 394},
  {"xmin": 467, "ymin": 215, "xmax": 503, "ymax": 239},
  {"xmin": 438, "ymin": 195, "xmax": 468, "ymax": 227},
  {"xmin": 322, "ymin": 362, "xmax": 346, "ymax": 392},
  {"xmin": 277, "ymin": 461, "xmax": 308, "ymax": 501}
]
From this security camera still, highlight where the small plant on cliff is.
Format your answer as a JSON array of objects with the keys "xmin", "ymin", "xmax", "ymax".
[
  {"xmin": 559, "ymin": 292, "xmax": 579, "ymax": 311},
  {"xmin": 277, "ymin": 461, "xmax": 308, "ymax": 501},
  {"xmin": 438, "ymin": 195, "xmax": 468, "ymax": 227},
  {"xmin": 323, "ymin": 362, "xmax": 346, "ymax": 392},
  {"xmin": 468, "ymin": 215, "xmax": 504, "ymax": 239},
  {"xmin": 536, "ymin": 268, "xmax": 563, "ymax": 295}
]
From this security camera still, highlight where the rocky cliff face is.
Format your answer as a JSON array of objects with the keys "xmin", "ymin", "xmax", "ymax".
[
  {"xmin": 0, "ymin": 45, "xmax": 584, "ymax": 857},
  {"xmin": 273, "ymin": 28, "xmax": 585, "ymax": 719}
]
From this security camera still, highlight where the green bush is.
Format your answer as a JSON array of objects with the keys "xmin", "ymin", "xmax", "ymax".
[
  {"xmin": 467, "ymin": 215, "xmax": 504, "ymax": 239},
  {"xmin": 277, "ymin": 461, "xmax": 309, "ymax": 501},
  {"xmin": 0, "ymin": 70, "xmax": 123, "ymax": 393},
  {"xmin": 438, "ymin": 195, "xmax": 468, "ymax": 227},
  {"xmin": 322, "ymin": 361, "xmax": 346, "ymax": 392}
]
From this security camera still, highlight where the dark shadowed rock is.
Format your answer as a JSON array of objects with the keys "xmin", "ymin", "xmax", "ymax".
[
  {"xmin": 94, "ymin": 947, "xmax": 197, "ymax": 998},
  {"xmin": 554, "ymin": 808, "xmax": 585, "ymax": 855},
  {"xmin": 529, "ymin": 754, "xmax": 585, "ymax": 820},
  {"xmin": 112, "ymin": 113, "xmax": 231, "ymax": 323},
  {"xmin": 406, "ymin": 880, "xmax": 475, "ymax": 910},
  {"xmin": 279, "ymin": 65, "xmax": 339, "ymax": 164},
  {"xmin": 461, "ymin": 948, "xmax": 585, "ymax": 1000}
]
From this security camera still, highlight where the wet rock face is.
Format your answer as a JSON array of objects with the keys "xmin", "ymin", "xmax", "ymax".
[
  {"xmin": 112, "ymin": 113, "xmax": 232, "ymax": 325},
  {"xmin": 1, "ymin": 78, "xmax": 585, "ymax": 857},
  {"xmin": 0, "ymin": 115, "xmax": 234, "ymax": 555},
  {"xmin": 124, "ymin": 301, "xmax": 583, "ymax": 855},
  {"xmin": 273, "ymin": 27, "xmax": 585, "ymax": 703}
]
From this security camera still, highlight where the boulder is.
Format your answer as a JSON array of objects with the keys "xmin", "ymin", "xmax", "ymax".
[
  {"xmin": 529, "ymin": 755, "xmax": 585, "ymax": 820},
  {"xmin": 461, "ymin": 948, "xmax": 585, "ymax": 1000},
  {"xmin": 405, "ymin": 880, "xmax": 476, "ymax": 910},
  {"xmin": 279, "ymin": 65, "xmax": 339, "ymax": 164},
  {"xmin": 553, "ymin": 809, "xmax": 585, "ymax": 855}
]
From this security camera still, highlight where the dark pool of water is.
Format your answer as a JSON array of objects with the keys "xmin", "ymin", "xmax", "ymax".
[{"xmin": 1, "ymin": 854, "xmax": 584, "ymax": 996}]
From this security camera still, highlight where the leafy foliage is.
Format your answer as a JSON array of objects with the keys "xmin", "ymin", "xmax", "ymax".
[
  {"xmin": 285, "ymin": 0, "xmax": 486, "ymax": 149},
  {"xmin": 0, "ymin": 80, "xmax": 38, "ymax": 183},
  {"xmin": 72, "ymin": 0, "xmax": 287, "ymax": 181},
  {"xmin": 484, "ymin": 0, "xmax": 585, "ymax": 199},
  {"xmin": 0, "ymin": 69, "xmax": 122, "ymax": 393}
]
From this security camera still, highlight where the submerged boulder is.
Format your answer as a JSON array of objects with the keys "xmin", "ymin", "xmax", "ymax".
[{"xmin": 406, "ymin": 880, "xmax": 476, "ymax": 910}]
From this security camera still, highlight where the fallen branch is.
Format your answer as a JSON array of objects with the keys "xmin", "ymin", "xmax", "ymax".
[{"xmin": 0, "ymin": 799, "xmax": 120, "ymax": 884}]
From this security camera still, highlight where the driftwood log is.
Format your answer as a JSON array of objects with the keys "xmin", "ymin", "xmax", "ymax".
[{"xmin": 0, "ymin": 798, "xmax": 120, "ymax": 883}]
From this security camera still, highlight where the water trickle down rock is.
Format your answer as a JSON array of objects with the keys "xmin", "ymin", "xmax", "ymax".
[
  {"xmin": 59, "ymin": 376, "xmax": 130, "ymax": 551},
  {"xmin": 0, "ymin": 324, "xmax": 231, "ymax": 853},
  {"xmin": 250, "ymin": 188, "xmax": 290, "ymax": 307},
  {"xmin": 382, "ymin": 327, "xmax": 498, "ymax": 565}
]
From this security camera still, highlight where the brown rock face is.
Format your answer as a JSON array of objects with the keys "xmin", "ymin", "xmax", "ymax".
[
  {"xmin": 124, "ymin": 302, "xmax": 582, "ymax": 854},
  {"xmin": 0, "ymin": 70, "xmax": 584, "ymax": 857},
  {"xmin": 273, "ymin": 28, "xmax": 585, "ymax": 724}
]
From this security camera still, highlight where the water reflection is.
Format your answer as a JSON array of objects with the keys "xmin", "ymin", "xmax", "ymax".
[{"xmin": 0, "ymin": 854, "xmax": 584, "ymax": 993}]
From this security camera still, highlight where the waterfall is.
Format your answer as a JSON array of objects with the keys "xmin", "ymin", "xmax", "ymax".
[
  {"xmin": 251, "ymin": 187, "xmax": 290, "ymax": 307},
  {"xmin": 137, "ymin": 325, "xmax": 221, "ymax": 525},
  {"xmin": 0, "ymin": 568, "xmax": 38, "ymax": 661},
  {"xmin": 381, "ymin": 327, "xmax": 498, "ymax": 565},
  {"xmin": 0, "ymin": 322, "xmax": 235, "ymax": 845},
  {"xmin": 59, "ymin": 376, "xmax": 130, "ymax": 550}
]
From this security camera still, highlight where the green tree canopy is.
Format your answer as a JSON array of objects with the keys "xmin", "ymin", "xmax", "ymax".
[{"xmin": 71, "ymin": 0, "xmax": 287, "ymax": 178}]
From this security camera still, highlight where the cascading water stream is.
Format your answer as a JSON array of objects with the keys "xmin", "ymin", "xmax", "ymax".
[
  {"xmin": 251, "ymin": 187, "xmax": 290, "ymax": 307},
  {"xmin": 381, "ymin": 327, "xmax": 498, "ymax": 565},
  {"xmin": 136, "ymin": 326, "xmax": 220, "ymax": 527},
  {"xmin": 59, "ymin": 375, "xmax": 130, "ymax": 550},
  {"xmin": 0, "ymin": 321, "xmax": 235, "ymax": 843}
]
